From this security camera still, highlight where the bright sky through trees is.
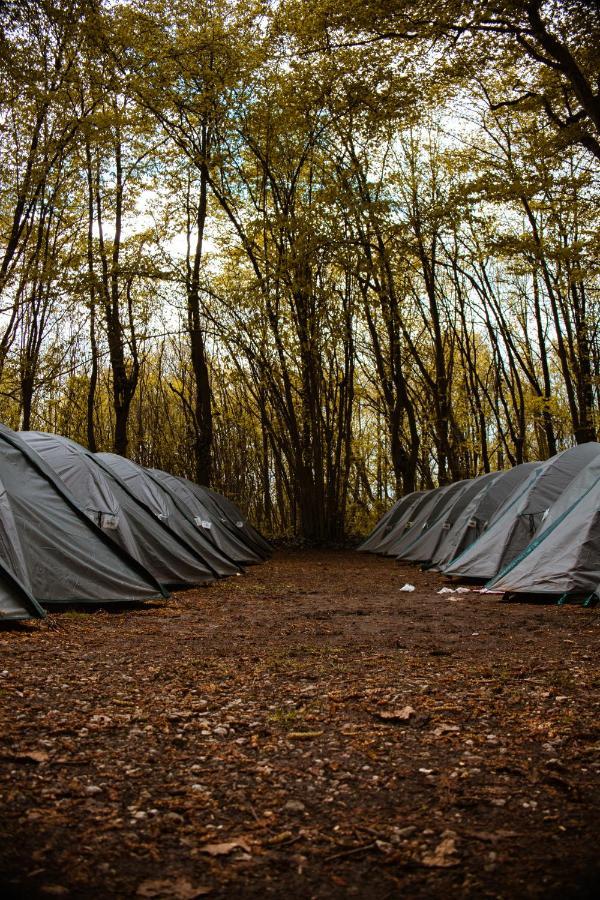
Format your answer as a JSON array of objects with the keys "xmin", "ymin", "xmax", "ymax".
[{"xmin": 0, "ymin": 0, "xmax": 598, "ymax": 540}]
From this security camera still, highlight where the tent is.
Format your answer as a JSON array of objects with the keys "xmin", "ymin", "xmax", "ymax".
[
  {"xmin": 19, "ymin": 432, "xmax": 224, "ymax": 589},
  {"xmin": 202, "ymin": 485, "xmax": 271, "ymax": 557},
  {"xmin": 146, "ymin": 468, "xmax": 263, "ymax": 566},
  {"xmin": 0, "ymin": 563, "xmax": 45, "ymax": 621},
  {"xmin": 429, "ymin": 462, "xmax": 539, "ymax": 570},
  {"xmin": 443, "ymin": 443, "xmax": 600, "ymax": 581},
  {"xmin": 488, "ymin": 453, "xmax": 600, "ymax": 600},
  {"xmin": 95, "ymin": 453, "xmax": 241, "ymax": 577},
  {"xmin": 399, "ymin": 473, "xmax": 498, "ymax": 565},
  {"xmin": 0, "ymin": 426, "xmax": 165, "ymax": 606},
  {"xmin": 181, "ymin": 480, "xmax": 271, "ymax": 559},
  {"xmin": 381, "ymin": 481, "xmax": 469, "ymax": 559},
  {"xmin": 376, "ymin": 489, "xmax": 439, "ymax": 556},
  {"xmin": 358, "ymin": 491, "xmax": 425, "ymax": 553}
]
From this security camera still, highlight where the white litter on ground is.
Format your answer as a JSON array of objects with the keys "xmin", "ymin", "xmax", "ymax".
[
  {"xmin": 399, "ymin": 583, "xmax": 415, "ymax": 592},
  {"xmin": 437, "ymin": 585, "xmax": 471, "ymax": 595}
]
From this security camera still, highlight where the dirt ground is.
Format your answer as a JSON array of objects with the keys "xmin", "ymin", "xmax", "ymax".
[{"xmin": 1, "ymin": 549, "xmax": 599, "ymax": 900}]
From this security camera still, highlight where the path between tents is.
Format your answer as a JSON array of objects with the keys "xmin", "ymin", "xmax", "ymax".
[{"xmin": 1, "ymin": 549, "xmax": 599, "ymax": 899}]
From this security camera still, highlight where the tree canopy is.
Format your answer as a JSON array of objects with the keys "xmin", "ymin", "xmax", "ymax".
[{"xmin": 0, "ymin": 0, "xmax": 599, "ymax": 541}]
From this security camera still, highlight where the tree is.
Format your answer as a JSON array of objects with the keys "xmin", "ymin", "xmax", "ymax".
[{"xmin": 301, "ymin": 0, "xmax": 600, "ymax": 161}]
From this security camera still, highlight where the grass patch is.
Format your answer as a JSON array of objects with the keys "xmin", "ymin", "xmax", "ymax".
[{"xmin": 267, "ymin": 706, "xmax": 302, "ymax": 729}]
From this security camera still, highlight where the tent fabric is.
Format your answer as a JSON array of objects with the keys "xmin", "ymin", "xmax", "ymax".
[
  {"xmin": 203, "ymin": 486, "xmax": 271, "ymax": 557},
  {"xmin": 488, "ymin": 454, "xmax": 600, "ymax": 598},
  {"xmin": 0, "ymin": 562, "xmax": 45, "ymax": 621},
  {"xmin": 358, "ymin": 491, "xmax": 425, "ymax": 553},
  {"xmin": 95, "ymin": 454, "xmax": 241, "ymax": 578},
  {"xmin": 429, "ymin": 462, "xmax": 539, "ymax": 571},
  {"xmin": 379, "ymin": 483, "xmax": 468, "ymax": 558},
  {"xmin": 376, "ymin": 490, "xmax": 438, "ymax": 556},
  {"xmin": 357, "ymin": 498, "xmax": 402, "ymax": 553},
  {"xmin": 181, "ymin": 480, "xmax": 271, "ymax": 558},
  {"xmin": 20, "ymin": 432, "xmax": 141, "ymax": 558},
  {"xmin": 399, "ymin": 473, "xmax": 498, "ymax": 565},
  {"xmin": 146, "ymin": 468, "xmax": 262, "ymax": 566},
  {"xmin": 0, "ymin": 426, "xmax": 165, "ymax": 605},
  {"xmin": 443, "ymin": 443, "xmax": 600, "ymax": 581},
  {"xmin": 375, "ymin": 491, "xmax": 432, "ymax": 554},
  {"xmin": 19, "ymin": 432, "xmax": 222, "ymax": 588}
]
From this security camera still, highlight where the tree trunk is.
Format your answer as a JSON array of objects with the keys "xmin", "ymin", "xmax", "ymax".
[{"xmin": 186, "ymin": 151, "xmax": 213, "ymax": 486}]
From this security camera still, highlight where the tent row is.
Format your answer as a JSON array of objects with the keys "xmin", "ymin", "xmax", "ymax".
[
  {"xmin": 0, "ymin": 426, "xmax": 270, "ymax": 622},
  {"xmin": 360, "ymin": 442, "xmax": 600, "ymax": 602}
]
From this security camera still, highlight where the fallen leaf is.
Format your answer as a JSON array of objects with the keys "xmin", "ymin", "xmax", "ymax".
[
  {"xmin": 4, "ymin": 750, "xmax": 50, "ymax": 764},
  {"xmin": 421, "ymin": 836, "xmax": 459, "ymax": 868},
  {"xmin": 340, "ymin": 724, "xmax": 360, "ymax": 735},
  {"xmin": 266, "ymin": 830, "xmax": 293, "ymax": 845},
  {"xmin": 433, "ymin": 723, "xmax": 460, "ymax": 736},
  {"xmin": 136, "ymin": 877, "xmax": 211, "ymax": 898},
  {"xmin": 375, "ymin": 706, "xmax": 415, "ymax": 722},
  {"xmin": 466, "ymin": 830, "xmax": 519, "ymax": 844},
  {"xmin": 287, "ymin": 731, "xmax": 323, "ymax": 740},
  {"xmin": 198, "ymin": 839, "xmax": 252, "ymax": 857}
]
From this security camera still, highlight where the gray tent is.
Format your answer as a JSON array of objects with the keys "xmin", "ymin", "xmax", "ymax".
[
  {"xmin": 357, "ymin": 498, "xmax": 402, "ymax": 554},
  {"xmin": 95, "ymin": 454, "xmax": 240, "ymax": 577},
  {"xmin": 443, "ymin": 443, "xmax": 600, "ymax": 581},
  {"xmin": 399, "ymin": 473, "xmax": 499, "ymax": 565},
  {"xmin": 203, "ymin": 485, "xmax": 271, "ymax": 557},
  {"xmin": 19, "ymin": 432, "xmax": 223, "ymax": 588},
  {"xmin": 182, "ymin": 480, "xmax": 271, "ymax": 558},
  {"xmin": 376, "ymin": 489, "xmax": 438, "ymax": 556},
  {"xmin": 0, "ymin": 563, "xmax": 45, "ymax": 621},
  {"xmin": 358, "ymin": 491, "xmax": 425, "ymax": 553},
  {"xmin": 0, "ymin": 426, "xmax": 165, "ymax": 606},
  {"xmin": 429, "ymin": 462, "xmax": 539, "ymax": 571},
  {"xmin": 379, "ymin": 482, "xmax": 468, "ymax": 558},
  {"xmin": 488, "ymin": 453, "xmax": 600, "ymax": 600},
  {"xmin": 147, "ymin": 468, "xmax": 262, "ymax": 566}
]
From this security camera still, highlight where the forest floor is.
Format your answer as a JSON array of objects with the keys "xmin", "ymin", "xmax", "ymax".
[{"xmin": 1, "ymin": 549, "xmax": 599, "ymax": 900}]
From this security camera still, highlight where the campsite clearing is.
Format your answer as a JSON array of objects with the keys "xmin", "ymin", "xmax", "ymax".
[{"xmin": 1, "ymin": 549, "xmax": 599, "ymax": 899}]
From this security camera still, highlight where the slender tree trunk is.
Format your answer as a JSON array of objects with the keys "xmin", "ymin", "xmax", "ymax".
[
  {"xmin": 187, "ymin": 150, "xmax": 213, "ymax": 486},
  {"xmin": 84, "ymin": 137, "xmax": 98, "ymax": 451},
  {"xmin": 532, "ymin": 275, "xmax": 557, "ymax": 456}
]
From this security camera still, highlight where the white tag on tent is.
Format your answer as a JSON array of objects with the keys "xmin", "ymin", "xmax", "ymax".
[
  {"xmin": 194, "ymin": 517, "xmax": 212, "ymax": 529},
  {"xmin": 100, "ymin": 513, "xmax": 119, "ymax": 530}
]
